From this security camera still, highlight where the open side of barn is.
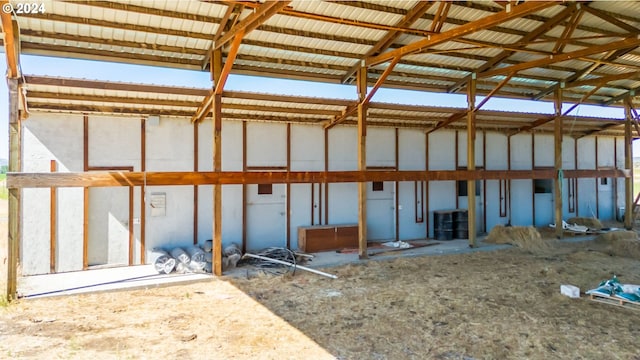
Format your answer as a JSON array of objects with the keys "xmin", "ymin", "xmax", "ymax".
[{"xmin": 2, "ymin": 1, "xmax": 640, "ymax": 299}]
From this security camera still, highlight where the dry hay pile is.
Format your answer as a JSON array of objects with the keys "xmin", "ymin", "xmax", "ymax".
[
  {"xmin": 594, "ymin": 230, "xmax": 640, "ymax": 259},
  {"xmin": 567, "ymin": 217, "xmax": 603, "ymax": 230},
  {"xmin": 484, "ymin": 225, "xmax": 550, "ymax": 252}
]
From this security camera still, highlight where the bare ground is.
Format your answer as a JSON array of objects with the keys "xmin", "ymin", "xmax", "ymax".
[{"xmin": 1, "ymin": 236, "xmax": 640, "ymax": 359}]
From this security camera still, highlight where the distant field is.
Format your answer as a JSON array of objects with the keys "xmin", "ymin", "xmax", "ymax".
[{"xmin": 0, "ymin": 174, "xmax": 6, "ymax": 200}]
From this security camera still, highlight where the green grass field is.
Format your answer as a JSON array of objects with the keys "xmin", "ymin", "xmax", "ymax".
[{"xmin": 0, "ymin": 174, "xmax": 6, "ymax": 200}]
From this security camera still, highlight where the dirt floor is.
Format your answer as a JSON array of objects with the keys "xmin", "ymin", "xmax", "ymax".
[{"xmin": 1, "ymin": 235, "xmax": 640, "ymax": 359}]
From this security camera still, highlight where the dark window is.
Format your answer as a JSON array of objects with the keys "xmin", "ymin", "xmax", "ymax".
[
  {"xmin": 258, "ymin": 184, "xmax": 273, "ymax": 195},
  {"xmin": 534, "ymin": 179, "xmax": 553, "ymax": 194},
  {"xmin": 372, "ymin": 181, "xmax": 384, "ymax": 191},
  {"xmin": 600, "ymin": 178, "xmax": 608, "ymax": 185},
  {"xmin": 458, "ymin": 180, "xmax": 480, "ymax": 196}
]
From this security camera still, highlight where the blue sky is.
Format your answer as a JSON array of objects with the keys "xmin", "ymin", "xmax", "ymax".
[{"xmin": 0, "ymin": 54, "xmax": 633, "ymax": 160}]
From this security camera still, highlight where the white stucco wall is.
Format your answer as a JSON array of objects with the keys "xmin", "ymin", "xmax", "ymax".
[
  {"xmin": 20, "ymin": 111, "xmax": 629, "ymax": 273},
  {"xmin": 22, "ymin": 113, "xmax": 84, "ymax": 275}
]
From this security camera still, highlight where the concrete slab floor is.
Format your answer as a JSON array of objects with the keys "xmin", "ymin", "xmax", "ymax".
[{"xmin": 18, "ymin": 234, "xmax": 600, "ymax": 299}]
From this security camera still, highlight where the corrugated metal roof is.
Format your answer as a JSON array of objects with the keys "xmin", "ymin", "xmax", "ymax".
[
  {"xmin": 6, "ymin": 0, "xmax": 640, "ymax": 109},
  {"xmin": 21, "ymin": 75, "xmax": 629, "ymax": 137}
]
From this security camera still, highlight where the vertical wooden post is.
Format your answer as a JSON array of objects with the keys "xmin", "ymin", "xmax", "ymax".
[
  {"xmin": 482, "ymin": 130, "xmax": 487, "ymax": 232},
  {"xmin": 212, "ymin": 49, "xmax": 223, "ymax": 275},
  {"xmin": 574, "ymin": 138, "xmax": 579, "ymax": 216},
  {"xmin": 6, "ymin": 77, "xmax": 20, "ymax": 299},
  {"xmin": 140, "ymin": 118, "xmax": 146, "ymax": 264},
  {"xmin": 213, "ymin": 93, "xmax": 223, "ymax": 275},
  {"xmin": 624, "ymin": 98, "xmax": 634, "ymax": 229},
  {"xmin": 193, "ymin": 121, "xmax": 199, "ymax": 245},
  {"xmin": 357, "ymin": 65, "xmax": 368, "ymax": 259},
  {"xmin": 128, "ymin": 186, "xmax": 134, "ymax": 265},
  {"xmin": 595, "ymin": 136, "xmax": 600, "ymax": 219},
  {"xmin": 242, "ymin": 121, "xmax": 247, "ymax": 254},
  {"xmin": 83, "ymin": 115, "xmax": 89, "ymax": 270},
  {"xmin": 467, "ymin": 75, "xmax": 477, "ymax": 247},
  {"xmin": 507, "ymin": 135, "xmax": 512, "ymax": 224},
  {"xmin": 425, "ymin": 132, "xmax": 430, "ymax": 239},
  {"xmin": 50, "ymin": 160, "xmax": 57, "ymax": 273},
  {"xmin": 83, "ymin": 188, "xmax": 89, "ymax": 270},
  {"xmin": 323, "ymin": 128, "xmax": 329, "ymax": 224},
  {"xmin": 286, "ymin": 123, "xmax": 291, "ymax": 249},
  {"xmin": 394, "ymin": 127, "xmax": 399, "ymax": 241},
  {"xmin": 455, "ymin": 130, "xmax": 459, "ymax": 209},
  {"xmin": 554, "ymin": 86, "xmax": 563, "ymax": 238}
]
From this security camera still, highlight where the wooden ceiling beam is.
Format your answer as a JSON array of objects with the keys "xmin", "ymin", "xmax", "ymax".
[
  {"xmin": 0, "ymin": 0, "xmax": 19, "ymax": 78},
  {"xmin": 341, "ymin": 1, "xmax": 434, "ymax": 84},
  {"xmin": 327, "ymin": 56, "xmax": 401, "ymax": 129},
  {"xmin": 552, "ymin": 7, "xmax": 583, "ymax": 54},
  {"xmin": 227, "ymin": 0, "xmax": 434, "ymax": 36},
  {"xmin": 366, "ymin": 2, "xmax": 555, "ymax": 67},
  {"xmin": 428, "ymin": 73, "xmax": 513, "ymax": 135},
  {"xmin": 430, "ymin": 2, "xmax": 451, "ymax": 33},
  {"xmin": 195, "ymin": 1, "xmax": 289, "ymax": 124},
  {"xmin": 532, "ymin": 46, "xmax": 638, "ymax": 100},
  {"xmin": 448, "ymin": 4, "xmax": 578, "ymax": 93},
  {"xmin": 564, "ymin": 72, "xmax": 640, "ymax": 89},
  {"xmin": 214, "ymin": 1, "xmax": 290, "ymax": 51},
  {"xmin": 604, "ymin": 85, "xmax": 640, "ymax": 105},
  {"xmin": 24, "ymin": 75, "xmax": 208, "ymax": 96},
  {"xmin": 581, "ymin": 4, "xmax": 640, "ymax": 35},
  {"xmin": 480, "ymin": 37, "xmax": 640, "ymax": 79},
  {"xmin": 509, "ymin": 86, "xmax": 602, "ymax": 136},
  {"xmin": 202, "ymin": 3, "xmax": 243, "ymax": 70}
]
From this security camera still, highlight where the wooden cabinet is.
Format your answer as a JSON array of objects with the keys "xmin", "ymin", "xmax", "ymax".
[{"xmin": 298, "ymin": 224, "xmax": 359, "ymax": 252}]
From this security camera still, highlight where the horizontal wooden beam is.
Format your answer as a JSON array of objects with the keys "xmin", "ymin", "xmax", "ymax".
[
  {"xmin": 480, "ymin": 37, "xmax": 640, "ymax": 79},
  {"xmin": 366, "ymin": 2, "xmax": 554, "ymax": 67},
  {"xmin": 7, "ymin": 168, "xmax": 631, "ymax": 189},
  {"xmin": 215, "ymin": 1, "xmax": 290, "ymax": 50}
]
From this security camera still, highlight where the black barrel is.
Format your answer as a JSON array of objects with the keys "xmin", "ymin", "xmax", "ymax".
[
  {"xmin": 434, "ymin": 210, "xmax": 454, "ymax": 240},
  {"xmin": 453, "ymin": 209, "xmax": 469, "ymax": 239}
]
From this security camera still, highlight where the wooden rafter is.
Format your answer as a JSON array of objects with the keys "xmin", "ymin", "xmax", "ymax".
[
  {"xmin": 509, "ymin": 85, "xmax": 602, "ymax": 137},
  {"xmin": 341, "ymin": 1, "xmax": 434, "ymax": 84},
  {"xmin": 326, "ymin": 56, "xmax": 401, "ymax": 130},
  {"xmin": 604, "ymin": 84, "xmax": 640, "ymax": 106},
  {"xmin": 532, "ymin": 46, "xmax": 638, "ymax": 100},
  {"xmin": 447, "ymin": 3, "xmax": 577, "ymax": 93},
  {"xmin": 366, "ymin": 2, "xmax": 555, "ymax": 67},
  {"xmin": 225, "ymin": 0, "xmax": 433, "ymax": 37},
  {"xmin": 202, "ymin": 3, "xmax": 244, "ymax": 70},
  {"xmin": 193, "ymin": 1, "xmax": 289, "ymax": 124},
  {"xmin": 428, "ymin": 73, "xmax": 513, "ymax": 134},
  {"xmin": 430, "ymin": 1, "xmax": 451, "ymax": 33},
  {"xmin": 214, "ymin": 1, "xmax": 291, "ymax": 51},
  {"xmin": 0, "ymin": 0, "xmax": 19, "ymax": 78},
  {"xmin": 564, "ymin": 72, "xmax": 640, "ymax": 89},
  {"xmin": 552, "ymin": 7, "xmax": 583, "ymax": 54},
  {"xmin": 480, "ymin": 37, "xmax": 640, "ymax": 79},
  {"xmin": 581, "ymin": 5, "xmax": 640, "ymax": 35}
]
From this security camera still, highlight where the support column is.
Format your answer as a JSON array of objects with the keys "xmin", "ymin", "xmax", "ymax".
[
  {"xmin": 212, "ymin": 49, "xmax": 223, "ymax": 275},
  {"xmin": 467, "ymin": 75, "xmax": 477, "ymax": 247},
  {"xmin": 624, "ymin": 98, "xmax": 634, "ymax": 229},
  {"xmin": 554, "ymin": 87, "xmax": 564, "ymax": 238},
  {"xmin": 5, "ymin": 78, "xmax": 20, "ymax": 299},
  {"xmin": 357, "ymin": 66, "xmax": 368, "ymax": 259},
  {"xmin": 213, "ymin": 94, "xmax": 223, "ymax": 275}
]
